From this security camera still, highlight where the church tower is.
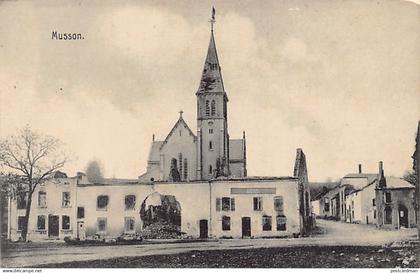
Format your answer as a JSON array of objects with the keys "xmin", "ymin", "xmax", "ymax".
[{"xmin": 196, "ymin": 8, "xmax": 229, "ymax": 180}]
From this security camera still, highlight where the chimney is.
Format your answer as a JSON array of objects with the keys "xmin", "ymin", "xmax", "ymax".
[
  {"xmin": 358, "ymin": 164, "xmax": 362, "ymax": 174},
  {"xmin": 377, "ymin": 161, "xmax": 386, "ymax": 188},
  {"xmin": 152, "ymin": 134, "xmax": 155, "ymax": 142}
]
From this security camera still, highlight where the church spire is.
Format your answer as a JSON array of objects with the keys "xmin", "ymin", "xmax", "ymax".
[{"xmin": 196, "ymin": 7, "xmax": 226, "ymax": 97}]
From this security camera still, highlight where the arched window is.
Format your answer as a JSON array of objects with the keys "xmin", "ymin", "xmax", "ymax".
[
  {"xmin": 183, "ymin": 158, "xmax": 188, "ymax": 180},
  {"xmin": 211, "ymin": 100, "xmax": 216, "ymax": 116},
  {"xmin": 178, "ymin": 153, "xmax": 183, "ymax": 175},
  {"xmin": 209, "ymin": 141, "xmax": 213, "ymax": 150},
  {"xmin": 205, "ymin": 100, "xmax": 210, "ymax": 116},
  {"xmin": 209, "ymin": 165, "xmax": 213, "ymax": 174}
]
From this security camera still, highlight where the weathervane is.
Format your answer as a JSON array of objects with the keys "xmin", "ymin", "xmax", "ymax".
[{"xmin": 209, "ymin": 6, "xmax": 216, "ymax": 32}]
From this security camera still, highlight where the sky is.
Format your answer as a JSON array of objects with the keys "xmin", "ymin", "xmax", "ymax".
[{"xmin": 0, "ymin": 0, "xmax": 419, "ymax": 182}]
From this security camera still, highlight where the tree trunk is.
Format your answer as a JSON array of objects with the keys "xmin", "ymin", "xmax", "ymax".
[
  {"xmin": 416, "ymin": 121, "xmax": 420, "ymax": 265},
  {"xmin": 21, "ymin": 193, "xmax": 32, "ymax": 242},
  {"xmin": 416, "ymin": 121, "xmax": 420, "ymax": 241}
]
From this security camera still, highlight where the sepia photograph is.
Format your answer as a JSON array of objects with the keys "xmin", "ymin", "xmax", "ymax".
[{"xmin": 0, "ymin": 0, "xmax": 419, "ymax": 270}]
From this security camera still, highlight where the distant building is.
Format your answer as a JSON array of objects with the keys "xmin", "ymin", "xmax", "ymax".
[
  {"xmin": 375, "ymin": 162, "xmax": 416, "ymax": 229},
  {"xmin": 314, "ymin": 163, "xmax": 378, "ymax": 221},
  {"xmin": 315, "ymin": 162, "xmax": 417, "ymax": 229}
]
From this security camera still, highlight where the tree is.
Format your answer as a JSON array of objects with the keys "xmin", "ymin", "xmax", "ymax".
[
  {"xmin": 0, "ymin": 127, "xmax": 68, "ymax": 241},
  {"xmin": 403, "ymin": 170, "xmax": 416, "ymax": 186},
  {"xmin": 414, "ymin": 121, "xmax": 420, "ymax": 240},
  {"xmin": 85, "ymin": 159, "xmax": 104, "ymax": 183}
]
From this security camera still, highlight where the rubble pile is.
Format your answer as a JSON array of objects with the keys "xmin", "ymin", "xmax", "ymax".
[{"xmin": 140, "ymin": 221, "xmax": 183, "ymax": 239}]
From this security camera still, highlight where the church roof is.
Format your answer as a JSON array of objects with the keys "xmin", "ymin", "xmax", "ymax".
[
  {"xmin": 196, "ymin": 31, "xmax": 227, "ymax": 98},
  {"xmin": 148, "ymin": 141, "xmax": 164, "ymax": 162},
  {"xmin": 229, "ymin": 139, "xmax": 244, "ymax": 161},
  {"xmin": 159, "ymin": 115, "xmax": 196, "ymax": 150}
]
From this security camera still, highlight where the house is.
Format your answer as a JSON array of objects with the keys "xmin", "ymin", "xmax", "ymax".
[
  {"xmin": 316, "ymin": 164, "xmax": 378, "ymax": 221},
  {"xmin": 8, "ymin": 150, "xmax": 310, "ymax": 241},
  {"xmin": 375, "ymin": 162, "xmax": 416, "ymax": 229},
  {"xmin": 316, "ymin": 161, "xmax": 417, "ymax": 229}
]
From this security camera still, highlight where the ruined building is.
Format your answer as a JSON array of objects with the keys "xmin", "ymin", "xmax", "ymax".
[{"xmin": 7, "ymin": 11, "xmax": 312, "ymax": 241}]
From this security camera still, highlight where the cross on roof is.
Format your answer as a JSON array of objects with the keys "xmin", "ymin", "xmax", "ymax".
[{"xmin": 209, "ymin": 7, "xmax": 216, "ymax": 32}]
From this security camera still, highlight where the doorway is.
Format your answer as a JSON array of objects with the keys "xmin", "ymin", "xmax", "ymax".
[
  {"xmin": 398, "ymin": 205, "xmax": 408, "ymax": 228},
  {"xmin": 48, "ymin": 215, "xmax": 59, "ymax": 237},
  {"xmin": 242, "ymin": 217, "xmax": 251, "ymax": 238},
  {"xmin": 77, "ymin": 221, "xmax": 86, "ymax": 240},
  {"xmin": 199, "ymin": 219, "xmax": 208, "ymax": 238}
]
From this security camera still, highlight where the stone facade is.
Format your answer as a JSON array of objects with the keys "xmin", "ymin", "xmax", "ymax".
[{"xmin": 8, "ymin": 174, "xmax": 307, "ymax": 241}]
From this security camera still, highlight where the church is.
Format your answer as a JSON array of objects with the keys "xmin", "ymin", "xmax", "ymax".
[
  {"xmin": 7, "ymin": 10, "xmax": 313, "ymax": 241},
  {"xmin": 138, "ymin": 21, "xmax": 246, "ymax": 182}
]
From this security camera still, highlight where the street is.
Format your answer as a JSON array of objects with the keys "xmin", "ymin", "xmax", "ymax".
[{"xmin": 1, "ymin": 219, "xmax": 418, "ymax": 267}]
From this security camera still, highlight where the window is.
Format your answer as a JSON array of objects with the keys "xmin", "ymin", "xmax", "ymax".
[
  {"xmin": 18, "ymin": 216, "xmax": 26, "ymax": 231},
  {"xmin": 217, "ymin": 197, "xmax": 235, "ymax": 211},
  {"xmin": 125, "ymin": 195, "xmax": 136, "ymax": 210},
  {"xmin": 209, "ymin": 141, "xmax": 213, "ymax": 150},
  {"xmin": 97, "ymin": 195, "xmax": 109, "ymax": 210},
  {"xmin": 221, "ymin": 197, "xmax": 235, "ymax": 211},
  {"xmin": 253, "ymin": 197, "xmax": 263, "ymax": 211},
  {"xmin": 183, "ymin": 158, "xmax": 188, "ymax": 180},
  {"xmin": 97, "ymin": 218, "xmax": 107, "ymax": 232},
  {"xmin": 209, "ymin": 165, "xmax": 213, "ymax": 174},
  {"xmin": 216, "ymin": 198, "xmax": 221, "ymax": 211},
  {"xmin": 37, "ymin": 191, "xmax": 47, "ymax": 207},
  {"xmin": 205, "ymin": 100, "xmax": 210, "ymax": 116},
  {"xmin": 124, "ymin": 217, "xmax": 135, "ymax": 232},
  {"xmin": 372, "ymin": 198, "xmax": 376, "ymax": 206},
  {"xmin": 62, "ymin": 215, "xmax": 70, "ymax": 230},
  {"xmin": 77, "ymin": 207, "xmax": 85, "ymax": 219},
  {"xmin": 385, "ymin": 192, "xmax": 392, "ymax": 203},
  {"xmin": 274, "ymin": 196, "xmax": 284, "ymax": 215},
  {"xmin": 276, "ymin": 215, "xmax": 287, "ymax": 231},
  {"xmin": 373, "ymin": 209, "xmax": 377, "ymax": 219},
  {"xmin": 178, "ymin": 153, "xmax": 183, "ymax": 174},
  {"xmin": 211, "ymin": 100, "xmax": 216, "ymax": 116},
  {"xmin": 17, "ymin": 193, "xmax": 27, "ymax": 210},
  {"xmin": 384, "ymin": 206, "xmax": 392, "ymax": 224},
  {"xmin": 62, "ymin": 192, "xmax": 71, "ymax": 207},
  {"xmin": 262, "ymin": 215, "xmax": 272, "ymax": 231},
  {"xmin": 209, "ymin": 129, "xmax": 213, "ymax": 134},
  {"xmin": 37, "ymin": 215, "xmax": 46, "ymax": 230},
  {"xmin": 222, "ymin": 216, "xmax": 231, "ymax": 231}
]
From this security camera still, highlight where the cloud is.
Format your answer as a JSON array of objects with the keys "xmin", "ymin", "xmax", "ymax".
[
  {"xmin": 280, "ymin": 37, "xmax": 309, "ymax": 63},
  {"xmin": 0, "ymin": 1, "xmax": 419, "ymax": 181}
]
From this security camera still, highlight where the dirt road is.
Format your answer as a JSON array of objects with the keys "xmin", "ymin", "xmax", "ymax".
[{"xmin": 1, "ymin": 219, "xmax": 417, "ymax": 267}]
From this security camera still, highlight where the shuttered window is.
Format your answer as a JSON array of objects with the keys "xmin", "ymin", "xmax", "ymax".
[{"xmin": 216, "ymin": 198, "xmax": 221, "ymax": 211}]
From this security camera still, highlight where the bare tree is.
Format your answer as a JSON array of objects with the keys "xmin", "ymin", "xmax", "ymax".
[
  {"xmin": 85, "ymin": 159, "xmax": 104, "ymax": 183},
  {"xmin": 0, "ymin": 126, "xmax": 68, "ymax": 241}
]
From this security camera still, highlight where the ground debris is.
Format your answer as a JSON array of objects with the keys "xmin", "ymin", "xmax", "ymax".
[{"xmin": 36, "ymin": 245, "xmax": 420, "ymax": 268}]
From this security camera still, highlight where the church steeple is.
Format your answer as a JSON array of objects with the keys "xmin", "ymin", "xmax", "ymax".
[
  {"xmin": 196, "ymin": 9, "xmax": 227, "ymax": 98},
  {"xmin": 196, "ymin": 7, "xmax": 230, "ymax": 180}
]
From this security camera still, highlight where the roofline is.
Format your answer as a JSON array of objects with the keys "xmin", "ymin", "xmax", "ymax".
[
  {"xmin": 375, "ymin": 187, "xmax": 415, "ymax": 191},
  {"xmin": 76, "ymin": 176, "xmax": 298, "ymax": 187}
]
